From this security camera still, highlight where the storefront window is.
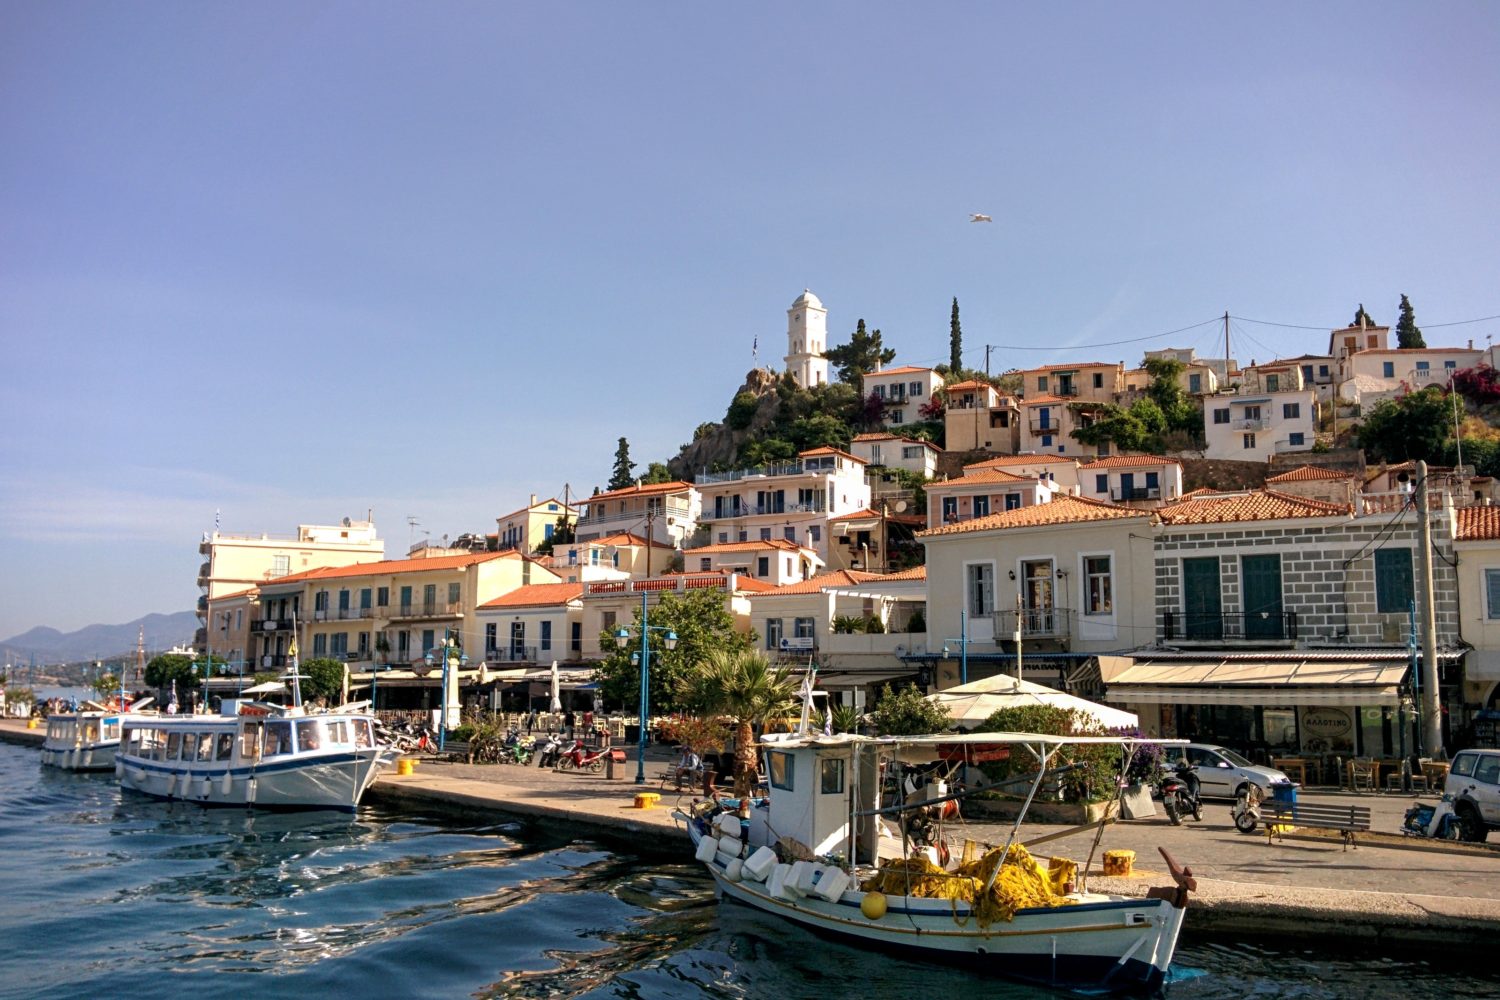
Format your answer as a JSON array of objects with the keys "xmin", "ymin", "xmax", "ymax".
[{"xmin": 1263, "ymin": 708, "xmax": 1296, "ymax": 751}]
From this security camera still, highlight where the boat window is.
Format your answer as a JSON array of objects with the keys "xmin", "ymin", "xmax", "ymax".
[
  {"xmin": 104, "ymin": 721, "xmax": 120, "ymax": 740},
  {"xmin": 768, "ymin": 751, "xmax": 794, "ymax": 791},
  {"xmin": 182, "ymin": 733, "xmax": 199, "ymax": 761},
  {"xmin": 166, "ymin": 732, "xmax": 182, "ymax": 760},
  {"xmin": 820, "ymin": 757, "xmax": 845, "ymax": 795},
  {"xmin": 83, "ymin": 722, "xmax": 99, "ymax": 742},
  {"xmin": 240, "ymin": 722, "xmax": 263, "ymax": 760},
  {"xmin": 264, "ymin": 721, "xmax": 293, "ymax": 757},
  {"xmin": 328, "ymin": 721, "xmax": 348, "ymax": 746},
  {"xmin": 146, "ymin": 729, "xmax": 166, "ymax": 760},
  {"xmin": 298, "ymin": 720, "xmax": 326, "ymax": 753},
  {"xmin": 196, "ymin": 734, "xmax": 215, "ymax": 761},
  {"xmin": 352, "ymin": 719, "xmax": 372, "ymax": 749},
  {"xmin": 216, "ymin": 733, "xmax": 235, "ymax": 761},
  {"xmin": 1452, "ymin": 753, "xmax": 1477, "ymax": 778}
]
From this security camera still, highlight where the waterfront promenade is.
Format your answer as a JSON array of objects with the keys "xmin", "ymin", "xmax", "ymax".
[{"xmin": 5, "ymin": 717, "xmax": 1497, "ymax": 952}]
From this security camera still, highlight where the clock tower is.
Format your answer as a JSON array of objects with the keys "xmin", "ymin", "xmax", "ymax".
[{"xmin": 784, "ymin": 289, "xmax": 830, "ymax": 388}]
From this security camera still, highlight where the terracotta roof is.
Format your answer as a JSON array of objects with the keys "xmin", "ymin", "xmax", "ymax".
[
  {"xmin": 1021, "ymin": 394, "xmax": 1073, "ymax": 406},
  {"xmin": 752, "ymin": 570, "xmax": 885, "ymax": 597},
  {"xmin": 207, "ymin": 587, "xmax": 257, "ymax": 602},
  {"xmin": 586, "ymin": 480, "xmax": 694, "ymax": 503},
  {"xmin": 1155, "ymin": 489, "xmax": 1350, "ymax": 525},
  {"xmin": 1079, "ymin": 454, "xmax": 1182, "ymax": 470},
  {"xmin": 881, "ymin": 564, "xmax": 927, "ymax": 581},
  {"xmin": 917, "ymin": 495, "xmax": 1146, "ymax": 537},
  {"xmin": 1455, "ymin": 506, "xmax": 1500, "ymax": 541},
  {"xmin": 927, "ymin": 469, "xmax": 1032, "ymax": 489},
  {"xmin": 864, "ymin": 365, "xmax": 935, "ymax": 378},
  {"xmin": 962, "ymin": 454, "xmax": 1078, "ymax": 471},
  {"xmin": 690, "ymin": 539, "xmax": 815, "ymax": 555},
  {"xmin": 799, "ymin": 446, "xmax": 865, "ymax": 463},
  {"xmin": 478, "ymin": 582, "xmax": 584, "ymax": 609},
  {"xmin": 827, "ymin": 507, "xmax": 925, "ymax": 526},
  {"xmin": 852, "ymin": 432, "xmax": 900, "ymax": 442},
  {"xmin": 260, "ymin": 551, "xmax": 515, "ymax": 585},
  {"xmin": 1266, "ymin": 465, "xmax": 1353, "ymax": 484},
  {"xmin": 1353, "ymin": 347, "xmax": 1476, "ymax": 356},
  {"xmin": 587, "ymin": 531, "xmax": 674, "ymax": 549},
  {"xmin": 1021, "ymin": 361, "xmax": 1115, "ymax": 373}
]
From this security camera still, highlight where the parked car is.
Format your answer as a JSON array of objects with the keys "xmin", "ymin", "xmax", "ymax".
[
  {"xmin": 1445, "ymin": 749, "xmax": 1500, "ymax": 842},
  {"xmin": 1169, "ymin": 743, "xmax": 1291, "ymax": 800}
]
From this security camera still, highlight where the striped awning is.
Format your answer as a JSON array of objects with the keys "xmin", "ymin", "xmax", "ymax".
[{"xmin": 1099, "ymin": 655, "xmax": 1409, "ymax": 707}]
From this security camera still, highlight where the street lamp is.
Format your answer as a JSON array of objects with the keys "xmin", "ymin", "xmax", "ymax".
[
  {"xmin": 613, "ymin": 593, "xmax": 678, "ymax": 785},
  {"xmin": 424, "ymin": 629, "xmax": 467, "ymax": 751},
  {"xmin": 940, "ymin": 607, "xmax": 969, "ymax": 686}
]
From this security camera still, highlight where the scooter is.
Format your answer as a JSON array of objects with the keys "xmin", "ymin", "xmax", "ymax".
[
  {"xmin": 534, "ymin": 733, "xmax": 564, "ymax": 769},
  {"xmin": 1403, "ymin": 794, "xmax": 1463, "ymax": 840},
  {"xmin": 1231, "ymin": 783, "xmax": 1264, "ymax": 834},
  {"xmin": 555, "ymin": 739, "xmax": 607, "ymax": 773},
  {"xmin": 1159, "ymin": 761, "xmax": 1203, "ymax": 826}
]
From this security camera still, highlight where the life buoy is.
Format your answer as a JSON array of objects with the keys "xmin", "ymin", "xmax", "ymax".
[{"xmin": 935, "ymin": 839, "xmax": 951, "ymax": 867}]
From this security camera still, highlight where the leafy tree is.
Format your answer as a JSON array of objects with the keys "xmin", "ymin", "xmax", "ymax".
[
  {"xmin": 1441, "ymin": 437, "xmax": 1500, "ymax": 478},
  {"xmin": 824, "ymin": 319, "xmax": 896, "ymax": 385},
  {"xmin": 1070, "ymin": 360, "xmax": 1202, "ymax": 453},
  {"xmin": 298, "ymin": 657, "xmax": 347, "ymax": 704},
  {"xmin": 786, "ymin": 412, "xmax": 851, "ymax": 452},
  {"xmin": 1395, "ymin": 294, "xmax": 1426, "ymax": 349},
  {"xmin": 1455, "ymin": 366, "xmax": 1500, "ymax": 406},
  {"xmin": 726, "ymin": 391, "xmax": 761, "ymax": 430},
  {"xmin": 90, "ymin": 673, "xmax": 122, "ymax": 699},
  {"xmin": 1357, "ymin": 386, "xmax": 1452, "ymax": 463},
  {"xmin": 607, "ymin": 437, "xmax": 636, "ymax": 490},
  {"xmin": 1351, "ymin": 303, "xmax": 1377, "ymax": 328},
  {"xmin": 144, "ymin": 653, "xmax": 199, "ymax": 691},
  {"xmin": 950, "ymin": 297, "xmax": 963, "ymax": 372},
  {"xmin": 641, "ymin": 461, "xmax": 675, "ymax": 485},
  {"xmin": 593, "ymin": 588, "xmax": 756, "ymax": 716},
  {"xmin": 870, "ymin": 683, "xmax": 951, "ymax": 736},
  {"xmin": 977, "ymin": 704, "xmax": 1120, "ymax": 803},
  {"xmin": 739, "ymin": 437, "xmax": 798, "ymax": 467},
  {"xmin": 678, "ymin": 649, "xmax": 798, "ymax": 796}
]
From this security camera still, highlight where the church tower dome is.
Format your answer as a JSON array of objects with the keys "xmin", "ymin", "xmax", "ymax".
[{"xmin": 784, "ymin": 289, "xmax": 830, "ymax": 388}]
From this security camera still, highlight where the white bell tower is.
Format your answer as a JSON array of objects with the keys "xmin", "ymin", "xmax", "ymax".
[{"xmin": 784, "ymin": 289, "xmax": 829, "ymax": 388}]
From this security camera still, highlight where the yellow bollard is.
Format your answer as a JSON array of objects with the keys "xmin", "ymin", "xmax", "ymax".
[
  {"xmin": 634, "ymin": 792, "xmax": 661, "ymax": 810},
  {"xmin": 396, "ymin": 758, "xmax": 417, "ymax": 776},
  {"xmin": 27, "ymin": 718, "xmax": 39, "ymax": 730}
]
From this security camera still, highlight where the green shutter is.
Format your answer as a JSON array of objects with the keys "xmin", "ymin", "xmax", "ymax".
[{"xmin": 1375, "ymin": 548, "xmax": 1414, "ymax": 614}]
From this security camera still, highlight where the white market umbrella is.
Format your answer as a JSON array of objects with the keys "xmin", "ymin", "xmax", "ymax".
[
  {"xmin": 549, "ymin": 660, "xmax": 563, "ymax": 714},
  {"xmin": 241, "ymin": 681, "xmax": 289, "ymax": 696},
  {"xmin": 927, "ymin": 673, "xmax": 1138, "ymax": 731}
]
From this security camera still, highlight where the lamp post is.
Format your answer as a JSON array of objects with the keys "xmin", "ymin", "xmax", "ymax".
[
  {"xmin": 613, "ymin": 592, "xmax": 679, "ymax": 785},
  {"xmin": 940, "ymin": 607, "xmax": 969, "ymax": 687},
  {"xmin": 424, "ymin": 629, "xmax": 467, "ymax": 752}
]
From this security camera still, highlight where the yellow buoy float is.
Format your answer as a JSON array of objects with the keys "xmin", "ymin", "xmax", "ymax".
[{"xmin": 860, "ymin": 891, "xmax": 888, "ymax": 920}]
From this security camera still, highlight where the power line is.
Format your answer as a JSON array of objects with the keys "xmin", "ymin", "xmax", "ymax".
[
  {"xmin": 1234, "ymin": 312, "xmax": 1500, "ymax": 332},
  {"xmin": 988, "ymin": 316, "xmax": 1223, "ymax": 352}
]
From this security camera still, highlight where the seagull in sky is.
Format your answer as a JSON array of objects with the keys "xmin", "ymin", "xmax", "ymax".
[{"xmin": 969, "ymin": 213, "xmax": 993, "ymax": 223}]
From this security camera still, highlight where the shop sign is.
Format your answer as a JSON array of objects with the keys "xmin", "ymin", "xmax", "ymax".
[{"xmin": 1300, "ymin": 706, "xmax": 1354, "ymax": 752}]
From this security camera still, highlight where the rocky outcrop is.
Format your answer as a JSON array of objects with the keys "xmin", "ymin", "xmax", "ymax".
[{"xmin": 667, "ymin": 369, "xmax": 783, "ymax": 479}]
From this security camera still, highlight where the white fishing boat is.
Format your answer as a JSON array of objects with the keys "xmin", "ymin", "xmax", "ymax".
[
  {"xmin": 679, "ymin": 729, "xmax": 1195, "ymax": 995},
  {"xmin": 116, "ymin": 700, "xmax": 395, "ymax": 811},
  {"xmin": 39, "ymin": 698, "xmax": 154, "ymax": 772}
]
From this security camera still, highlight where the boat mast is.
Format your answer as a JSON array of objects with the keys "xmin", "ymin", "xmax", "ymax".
[{"xmin": 288, "ymin": 614, "xmax": 304, "ymax": 711}]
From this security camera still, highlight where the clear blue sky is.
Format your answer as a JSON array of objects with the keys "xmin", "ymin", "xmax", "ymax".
[{"xmin": 2, "ymin": 3, "xmax": 1498, "ymax": 641}]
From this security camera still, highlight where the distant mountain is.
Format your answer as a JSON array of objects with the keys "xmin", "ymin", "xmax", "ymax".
[{"xmin": 0, "ymin": 611, "xmax": 199, "ymax": 665}]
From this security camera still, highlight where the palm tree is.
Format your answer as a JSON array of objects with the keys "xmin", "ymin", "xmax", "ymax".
[{"xmin": 681, "ymin": 649, "xmax": 799, "ymax": 796}]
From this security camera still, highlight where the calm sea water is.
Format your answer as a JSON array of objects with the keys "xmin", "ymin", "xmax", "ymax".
[{"xmin": 0, "ymin": 740, "xmax": 1491, "ymax": 1000}]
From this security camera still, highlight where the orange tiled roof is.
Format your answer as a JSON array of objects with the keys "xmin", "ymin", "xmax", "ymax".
[
  {"xmin": 1455, "ymin": 506, "xmax": 1500, "ymax": 541},
  {"xmin": 207, "ymin": 587, "xmax": 257, "ymax": 602},
  {"xmin": 478, "ymin": 582, "xmax": 584, "ymax": 609},
  {"xmin": 1266, "ymin": 465, "xmax": 1353, "ymax": 483},
  {"xmin": 928, "ymin": 469, "xmax": 1033, "ymax": 489},
  {"xmin": 945, "ymin": 379, "xmax": 998, "ymax": 393},
  {"xmin": 691, "ymin": 538, "xmax": 815, "ymax": 555},
  {"xmin": 1021, "ymin": 361, "xmax": 1114, "ymax": 373},
  {"xmin": 963, "ymin": 454, "xmax": 1078, "ymax": 471},
  {"xmin": 1022, "ymin": 394, "xmax": 1074, "ymax": 406},
  {"xmin": 852, "ymin": 432, "xmax": 900, "ymax": 442},
  {"xmin": 587, "ymin": 531, "xmax": 675, "ymax": 549},
  {"xmin": 586, "ymin": 480, "xmax": 694, "ymax": 503},
  {"xmin": 827, "ymin": 507, "xmax": 925, "ymax": 526},
  {"xmin": 917, "ymin": 495, "xmax": 1146, "ymax": 537},
  {"xmin": 1079, "ymin": 454, "xmax": 1182, "ymax": 469},
  {"xmin": 881, "ymin": 564, "xmax": 927, "ymax": 581},
  {"xmin": 1353, "ymin": 347, "xmax": 1476, "ymax": 356},
  {"xmin": 864, "ymin": 365, "xmax": 935, "ymax": 378},
  {"xmin": 1155, "ymin": 489, "xmax": 1350, "ymax": 525},
  {"xmin": 799, "ymin": 446, "xmax": 865, "ymax": 463},
  {"xmin": 752, "ymin": 570, "xmax": 885, "ymax": 597},
  {"xmin": 262, "ymin": 551, "xmax": 515, "ymax": 585}
]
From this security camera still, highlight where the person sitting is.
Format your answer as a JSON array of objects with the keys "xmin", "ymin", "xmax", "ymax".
[{"xmin": 673, "ymin": 746, "xmax": 701, "ymax": 789}]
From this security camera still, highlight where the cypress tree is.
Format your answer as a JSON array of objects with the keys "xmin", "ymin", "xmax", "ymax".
[
  {"xmin": 607, "ymin": 437, "xmax": 636, "ymax": 491},
  {"xmin": 950, "ymin": 298, "xmax": 963, "ymax": 372},
  {"xmin": 1395, "ymin": 294, "xmax": 1426, "ymax": 349}
]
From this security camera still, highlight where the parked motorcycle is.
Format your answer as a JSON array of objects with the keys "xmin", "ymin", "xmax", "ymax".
[
  {"xmin": 555, "ymin": 739, "xmax": 607, "ymax": 773},
  {"xmin": 1231, "ymin": 783, "xmax": 1264, "ymax": 834},
  {"xmin": 1403, "ymin": 794, "xmax": 1464, "ymax": 840},
  {"xmin": 1159, "ymin": 761, "xmax": 1203, "ymax": 826},
  {"xmin": 534, "ymin": 734, "xmax": 564, "ymax": 769}
]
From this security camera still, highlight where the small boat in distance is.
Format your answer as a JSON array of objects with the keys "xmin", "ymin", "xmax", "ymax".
[
  {"xmin": 40, "ymin": 697, "xmax": 155, "ymax": 772},
  {"xmin": 679, "ymin": 727, "xmax": 1194, "ymax": 994}
]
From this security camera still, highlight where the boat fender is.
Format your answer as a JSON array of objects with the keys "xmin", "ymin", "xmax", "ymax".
[
  {"xmin": 860, "ymin": 891, "xmax": 888, "ymax": 919},
  {"xmin": 742, "ymin": 846, "xmax": 777, "ymax": 882},
  {"xmin": 246, "ymin": 776, "xmax": 257, "ymax": 804},
  {"xmin": 220, "ymin": 771, "xmax": 233, "ymax": 796},
  {"xmin": 724, "ymin": 859, "xmax": 744, "ymax": 883},
  {"xmin": 694, "ymin": 836, "xmax": 720, "ymax": 864},
  {"xmin": 198, "ymin": 776, "xmax": 212, "ymax": 798},
  {"xmin": 164, "ymin": 773, "xmax": 176, "ymax": 797}
]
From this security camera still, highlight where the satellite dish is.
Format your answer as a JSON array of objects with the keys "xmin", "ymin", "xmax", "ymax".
[{"xmin": 894, "ymin": 501, "xmax": 909, "ymax": 513}]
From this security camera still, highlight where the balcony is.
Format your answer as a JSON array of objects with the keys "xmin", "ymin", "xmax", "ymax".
[
  {"xmin": 695, "ymin": 461, "xmax": 809, "ymax": 485},
  {"xmin": 995, "ymin": 607, "xmax": 1074, "ymax": 639},
  {"xmin": 1161, "ymin": 611, "xmax": 1299, "ymax": 643},
  {"xmin": 388, "ymin": 601, "xmax": 465, "ymax": 620},
  {"xmin": 704, "ymin": 500, "xmax": 826, "ymax": 520},
  {"xmin": 343, "ymin": 650, "xmax": 373, "ymax": 662},
  {"xmin": 485, "ymin": 646, "xmax": 540, "ymax": 663},
  {"xmin": 1110, "ymin": 487, "xmax": 1162, "ymax": 502},
  {"xmin": 258, "ymin": 654, "xmax": 288, "ymax": 668},
  {"xmin": 334, "ymin": 607, "xmax": 375, "ymax": 621},
  {"xmin": 1231, "ymin": 418, "xmax": 1268, "ymax": 431},
  {"xmin": 1027, "ymin": 420, "xmax": 1060, "ymax": 435},
  {"xmin": 250, "ymin": 617, "xmax": 295, "ymax": 634}
]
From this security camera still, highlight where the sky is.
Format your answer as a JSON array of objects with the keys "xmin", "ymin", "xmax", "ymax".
[{"xmin": 2, "ymin": 3, "xmax": 1498, "ymax": 641}]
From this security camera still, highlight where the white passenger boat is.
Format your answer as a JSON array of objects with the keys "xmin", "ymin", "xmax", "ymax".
[
  {"xmin": 117, "ymin": 701, "xmax": 396, "ymax": 812},
  {"xmin": 40, "ymin": 698, "xmax": 155, "ymax": 772},
  {"xmin": 680, "ymin": 729, "xmax": 1194, "ymax": 994}
]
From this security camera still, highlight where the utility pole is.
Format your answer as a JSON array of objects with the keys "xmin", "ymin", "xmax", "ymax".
[
  {"xmin": 985, "ymin": 344, "xmax": 992, "ymax": 376},
  {"xmin": 1014, "ymin": 591, "xmax": 1024, "ymax": 681},
  {"xmin": 1415, "ymin": 460, "xmax": 1444, "ymax": 758}
]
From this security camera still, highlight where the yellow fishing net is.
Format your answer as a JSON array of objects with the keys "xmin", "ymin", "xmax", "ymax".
[{"xmin": 858, "ymin": 845, "xmax": 1077, "ymax": 928}]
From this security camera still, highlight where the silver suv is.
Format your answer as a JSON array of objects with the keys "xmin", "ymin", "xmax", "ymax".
[{"xmin": 1445, "ymin": 749, "xmax": 1500, "ymax": 842}]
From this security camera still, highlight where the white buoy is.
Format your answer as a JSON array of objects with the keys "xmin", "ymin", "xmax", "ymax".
[
  {"xmin": 164, "ymin": 773, "xmax": 177, "ymax": 797},
  {"xmin": 220, "ymin": 771, "xmax": 232, "ymax": 796},
  {"xmin": 246, "ymin": 776, "xmax": 257, "ymax": 804}
]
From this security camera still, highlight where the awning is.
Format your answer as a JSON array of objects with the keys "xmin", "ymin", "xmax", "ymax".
[{"xmin": 1099, "ymin": 655, "xmax": 1408, "ymax": 707}]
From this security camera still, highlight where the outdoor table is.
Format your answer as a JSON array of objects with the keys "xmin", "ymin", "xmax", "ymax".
[{"xmin": 1271, "ymin": 757, "xmax": 1308, "ymax": 785}]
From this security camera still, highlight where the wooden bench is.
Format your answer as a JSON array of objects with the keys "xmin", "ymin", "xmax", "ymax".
[{"xmin": 1263, "ymin": 801, "xmax": 1372, "ymax": 851}]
